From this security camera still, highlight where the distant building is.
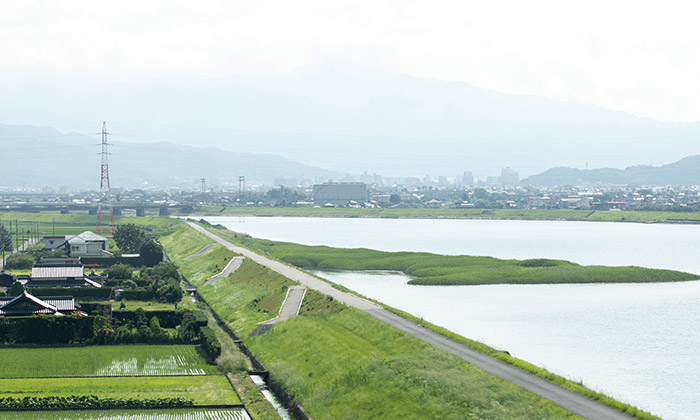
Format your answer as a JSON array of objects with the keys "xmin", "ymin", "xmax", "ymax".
[
  {"xmin": 313, "ymin": 182, "xmax": 369, "ymax": 206},
  {"xmin": 462, "ymin": 171, "xmax": 474, "ymax": 187},
  {"xmin": 500, "ymin": 167, "xmax": 519, "ymax": 187}
]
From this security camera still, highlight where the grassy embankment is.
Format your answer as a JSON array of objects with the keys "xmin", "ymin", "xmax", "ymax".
[
  {"xmin": 198, "ymin": 205, "xmax": 700, "ymax": 223},
  {"xmin": 208, "ymin": 230, "xmax": 696, "ymax": 285},
  {"xmin": 164, "ymin": 222, "xmax": 660, "ymax": 420}
]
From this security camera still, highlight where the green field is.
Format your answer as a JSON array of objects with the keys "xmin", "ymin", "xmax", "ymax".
[
  {"xmin": 198, "ymin": 205, "xmax": 700, "ymax": 224},
  {"xmin": 0, "ymin": 345, "xmax": 218, "ymax": 378},
  {"xmin": 3, "ymin": 409, "xmax": 250, "ymax": 420},
  {"xmin": 0, "ymin": 376, "xmax": 240, "ymax": 405},
  {"xmin": 0, "ymin": 213, "xmax": 180, "ymax": 237},
  {"xmin": 209, "ymin": 227, "xmax": 697, "ymax": 285}
]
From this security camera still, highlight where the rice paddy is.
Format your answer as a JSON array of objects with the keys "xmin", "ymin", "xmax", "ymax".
[
  {"xmin": 2, "ymin": 408, "xmax": 250, "ymax": 420},
  {"xmin": 0, "ymin": 346, "xmax": 218, "ymax": 378},
  {"xmin": 0, "ymin": 376, "xmax": 240, "ymax": 405}
]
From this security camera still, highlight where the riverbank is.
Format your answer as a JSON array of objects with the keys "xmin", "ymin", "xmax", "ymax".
[
  {"xmin": 182, "ymin": 221, "xmax": 659, "ymax": 419},
  {"xmin": 197, "ymin": 226, "xmax": 696, "ymax": 286},
  {"xmin": 197, "ymin": 205, "xmax": 700, "ymax": 224}
]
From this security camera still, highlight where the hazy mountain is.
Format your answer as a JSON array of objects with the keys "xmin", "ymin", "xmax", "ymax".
[
  {"xmin": 0, "ymin": 124, "xmax": 340, "ymax": 190},
  {"xmin": 1, "ymin": 64, "xmax": 700, "ymax": 177},
  {"xmin": 522, "ymin": 155, "xmax": 700, "ymax": 187}
]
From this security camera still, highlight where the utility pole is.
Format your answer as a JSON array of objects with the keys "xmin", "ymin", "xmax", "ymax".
[{"xmin": 96, "ymin": 122, "xmax": 114, "ymax": 235}]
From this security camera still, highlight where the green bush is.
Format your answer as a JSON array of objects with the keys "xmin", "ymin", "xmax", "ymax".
[
  {"xmin": 104, "ymin": 263, "xmax": 134, "ymax": 280},
  {"xmin": 0, "ymin": 395, "xmax": 193, "ymax": 409},
  {"xmin": 199, "ymin": 326, "xmax": 221, "ymax": 361},
  {"xmin": 0, "ymin": 316, "xmax": 96, "ymax": 344},
  {"xmin": 4, "ymin": 253, "xmax": 35, "ymax": 269}
]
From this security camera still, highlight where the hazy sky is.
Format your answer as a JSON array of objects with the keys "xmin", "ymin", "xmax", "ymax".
[{"xmin": 2, "ymin": 0, "xmax": 700, "ymax": 122}]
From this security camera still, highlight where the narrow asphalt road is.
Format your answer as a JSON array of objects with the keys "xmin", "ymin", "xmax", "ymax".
[
  {"xmin": 183, "ymin": 243, "xmax": 215, "ymax": 260},
  {"xmin": 0, "ymin": 238, "xmax": 39, "ymax": 271},
  {"xmin": 186, "ymin": 221, "xmax": 634, "ymax": 420},
  {"xmin": 203, "ymin": 256, "xmax": 245, "ymax": 286}
]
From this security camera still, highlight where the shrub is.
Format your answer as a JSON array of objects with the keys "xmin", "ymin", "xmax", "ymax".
[
  {"xmin": 518, "ymin": 259, "xmax": 563, "ymax": 267},
  {"xmin": 104, "ymin": 263, "xmax": 134, "ymax": 280},
  {"xmin": 199, "ymin": 326, "xmax": 221, "ymax": 360},
  {"xmin": 4, "ymin": 253, "xmax": 35, "ymax": 269}
]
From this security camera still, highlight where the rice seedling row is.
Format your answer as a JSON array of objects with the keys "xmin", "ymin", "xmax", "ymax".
[
  {"xmin": 0, "ymin": 346, "xmax": 217, "ymax": 378},
  {"xmin": 2, "ymin": 408, "xmax": 250, "ymax": 420}
]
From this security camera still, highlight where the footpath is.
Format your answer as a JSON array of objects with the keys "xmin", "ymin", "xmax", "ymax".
[{"xmin": 185, "ymin": 221, "xmax": 633, "ymax": 420}]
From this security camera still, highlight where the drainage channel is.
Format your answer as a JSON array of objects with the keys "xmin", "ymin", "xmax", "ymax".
[{"xmin": 250, "ymin": 374, "xmax": 293, "ymax": 420}]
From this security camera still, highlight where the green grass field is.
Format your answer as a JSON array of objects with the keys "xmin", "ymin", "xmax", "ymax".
[
  {"xmin": 198, "ymin": 205, "xmax": 700, "ymax": 224},
  {"xmin": 0, "ymin": 376, "xmax": 239, "ymax": 405},
  {"xmin": 0, "ymin": 345, "xmax": 218, "ymax": 378},
  {"xmin": 0, "ymin": 213, "xmax": 180, "ymax": 238},
  {"xmin": 210, "ymin": 228, "xmax": 697, "ymax": 285},
  {"xmin": 3, "ymin": 409, "xmax": 250, "ymax": 420}
]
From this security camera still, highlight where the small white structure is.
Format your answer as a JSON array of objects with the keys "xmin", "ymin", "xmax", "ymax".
[
  {"xmin": 67, "ymin": 231, "xmax": 109, "ymax": 257},
  {"xmin": 44, "ymin": 231, "xmax": 109, "ymax": 257}
]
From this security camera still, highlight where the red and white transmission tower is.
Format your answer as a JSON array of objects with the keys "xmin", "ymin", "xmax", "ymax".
[{"xmin": 96, "ymin": 121, "xmax": 114, "ymax": 235}]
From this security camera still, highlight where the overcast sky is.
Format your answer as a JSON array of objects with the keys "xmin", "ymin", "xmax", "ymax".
[{"xmin": 2, "ymin": 0, "xmax": 699, "ymax": 122}]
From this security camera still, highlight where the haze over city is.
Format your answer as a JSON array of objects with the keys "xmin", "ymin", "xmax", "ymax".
[{"xmin": 2, "ymin": 0, "xmax": 700, "ymax": 181}]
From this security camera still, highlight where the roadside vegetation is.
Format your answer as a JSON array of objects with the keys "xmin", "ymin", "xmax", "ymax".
[{"xmin": 3, "ymin": 408, "xmax": 250, "ymax": 420}]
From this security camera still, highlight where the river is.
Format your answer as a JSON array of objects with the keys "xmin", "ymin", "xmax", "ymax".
[{"xmin": 202, "ymin": 216, "xmax": 700, "ymax": 420}]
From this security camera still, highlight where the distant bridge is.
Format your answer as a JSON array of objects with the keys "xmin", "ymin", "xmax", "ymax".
[{"xmin": 0, "ymin": 203, "xmax": 190, "ymax": 216}]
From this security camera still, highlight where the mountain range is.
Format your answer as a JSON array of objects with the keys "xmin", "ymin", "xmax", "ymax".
[
  {"xmin": 522, "ymin": 155, "xmax": 700, "ymax": 187},
  {"xmin": 0, "ymin": 124, "xmax": 339, "ymax": 191},
  {"xmin": 1, "ymin": 64, "xmax": 699, "ymax": 177}
]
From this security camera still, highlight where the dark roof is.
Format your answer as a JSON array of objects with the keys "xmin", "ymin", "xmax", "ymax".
[{"xmin": 0, "ymin": 292, "xmax": 78, "ymax": 316}]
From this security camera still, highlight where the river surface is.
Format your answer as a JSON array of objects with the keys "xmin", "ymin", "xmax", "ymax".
[{"xmin": 203, "ymin": 216, "xmax": 700, "ymax": 419}]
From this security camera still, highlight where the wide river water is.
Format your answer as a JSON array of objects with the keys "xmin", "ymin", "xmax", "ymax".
[{"xmin": 203, "ymin": 216, "xmax": 700, "ymax": 419}]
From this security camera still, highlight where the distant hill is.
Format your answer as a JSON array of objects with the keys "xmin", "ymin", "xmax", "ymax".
[
  {"xmin": 522, "ymin": 156, "xmax": 700, "ymax": 186},
  {"xmin": 0, "ymin": 124, "xmax": 340, "ymax": 190},
  {"xmin": 2, "ymin": 64, "xmax": 700, "ymax": 176}
]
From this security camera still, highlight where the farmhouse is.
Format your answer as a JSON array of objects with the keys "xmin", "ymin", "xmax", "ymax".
[
  {"xmin": 43, "ymin": 231, "xmax": 110, "ymax": 258},
  {"xmin": 26, "ymin": 257, "xmax": 102, "ymax": 288},
  {"xmin": 0, "ymin": 291, "xmax": 80, "ymax": 316}
]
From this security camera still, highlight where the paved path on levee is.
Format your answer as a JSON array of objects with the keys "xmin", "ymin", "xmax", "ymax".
[
  {"xmin": 250, "ymin": 286, "xmax": 307, "ymax": 336},
  {"xmin": 186, "ymin": 221, "xmax": 633, "ymax": 420},
  {"xmin": 183, "ymin": 243, "xmax": 216, "ymax": 260},
  {"xmin": 203, "ymin": 256, "xmax": 245, "ymax": 286}
]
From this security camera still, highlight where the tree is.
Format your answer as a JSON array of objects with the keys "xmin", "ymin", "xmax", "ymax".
[
  {"xmin": 389, "ymin": 194, "xmax": 401, "ymax": 205},
  {"xmin": 113, "ymin": 224, "xmax": 148, "ymax": 254},
  {"xmin": 104, "ymin": 263, "xmax": 134, "ymax": 280},
  {"xmin": 0, "ymin": 225, "xmax": 11, "ymax": 254},
  {"xmin": 9, "ymin": 281, "xmax": 23, "ymax": 297},
  {"xmin": 140, "ymin": 240, "xmax": 164, "ymax": 267},
  {"xmin": 5, "ymin": 253, "xmax": 35, "ymax": 269}
]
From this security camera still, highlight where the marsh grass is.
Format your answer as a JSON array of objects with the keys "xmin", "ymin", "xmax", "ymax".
[{"xmin": 212, "ymin": 233, "xmax": 696, "ymax": 285}]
